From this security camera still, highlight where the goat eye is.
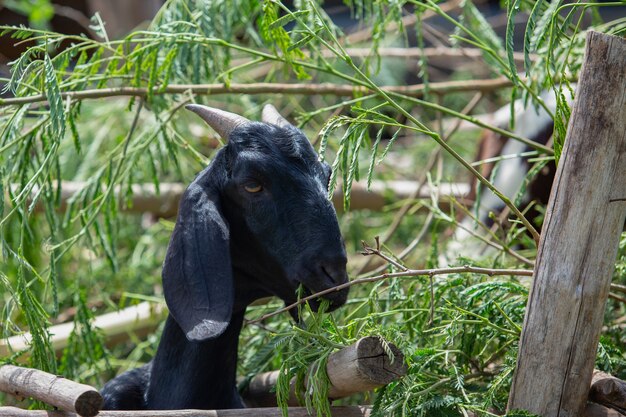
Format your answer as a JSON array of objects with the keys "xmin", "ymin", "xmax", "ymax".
[{"xmin": 244, "ymin": 183, "xmax": 263, "ymax": 193}]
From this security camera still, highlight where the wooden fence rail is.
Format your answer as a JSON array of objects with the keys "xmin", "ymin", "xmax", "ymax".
[
  {"xmin": 1, "ymin": 334, "xmax": 405, "ymax": 416},
  {"xmin": 0, "ymin": 366, "xmax": 102, "ymax": 417},
  {"xmin": 1, "ymin": 365, "xmax": 625, "ymax": 417}
]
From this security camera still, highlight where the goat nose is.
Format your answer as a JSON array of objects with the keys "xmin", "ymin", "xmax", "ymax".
[{"xmin": 318, "ymin": 257, "xmax": 348, "ymax": 286}]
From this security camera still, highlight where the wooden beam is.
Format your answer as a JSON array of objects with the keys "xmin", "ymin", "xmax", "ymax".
[
  {"xmin": 0, "ymin": 407, "xmax": 372, "ymax": 417},
  {"xmin": 507, "ymin": 31, "xmax": 626, "ymax": 417},
  {"xmin": 0, "ymin": 366, "xmax": 102, "ymax": 417},
  {"xmin": 242, "ymin": 336, "xmax": 407, "ymax": 407}
]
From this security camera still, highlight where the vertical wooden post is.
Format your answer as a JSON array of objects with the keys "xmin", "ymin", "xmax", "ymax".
[{"xmin": 507, "ymin": 31, "xmax": 626, "ymax": 416}]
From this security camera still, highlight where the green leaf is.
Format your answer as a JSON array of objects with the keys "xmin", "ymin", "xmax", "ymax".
[
  {"xmin": 43, "ymin": 54, "xmax": 65, "ymax": 139},
  {"xmin": 344, "ymin": 126, "xmax": 366, "ymax": 211},
  {"xmin": 367, "ymin": 127, "xmax": 383, "ymax": 191},
  {"xmin": 146, "ymin": 48, "xmax": 159, "ymax": 101},
  {"xmin": 524, "ymin": 0, "xmax": 545, "ymax": 74},
  {"xmin": 287, "ymin": 29, "xmax": 321, "ymax": 52},
  {"xmin": 530, "ymin": 0, "xmax": 562, "ymax": 55},
  {"xmin": 268, "ymin": 10, "xmax": 310, "ymax": 29},
  {"xmin": 68, "ymin": 105, "xmax": 82, "ymax": 154},
  {"xmin": 460, "ymin": 0, "xmax": 504, "ymax": 75},
  {"xmin": 506, "ymin": 0, "xmax": 522, "ymax": 82},
  {"xmin": 89, "ymin": 12, "xmax": 109, "ymax": 42}
]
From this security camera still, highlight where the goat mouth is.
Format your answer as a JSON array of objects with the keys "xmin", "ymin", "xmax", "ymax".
[{"xmin": 298, "ymin": 284, "xmax": 349, "ymax": 313}]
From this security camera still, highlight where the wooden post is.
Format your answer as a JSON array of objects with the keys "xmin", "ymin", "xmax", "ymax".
[
  {"xmin": 242, "ymin": 336, "xmax": 407, "ymax": 407},
  {"xmin": 507, "ymin": 31, "xmax": 626, "ymax": 416},
  {"xmin": 0, "ymin": 365, "xmax": 102, "ymax": 417}
]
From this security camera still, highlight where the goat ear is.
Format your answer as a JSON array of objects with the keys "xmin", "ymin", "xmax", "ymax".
[
  {"xmin": 262, "ymin": 104, "xmax": 292, "ymax": 128},
  {"xmin": 162, "ymin": 168, "xmax": 233, "ymax": 342}
]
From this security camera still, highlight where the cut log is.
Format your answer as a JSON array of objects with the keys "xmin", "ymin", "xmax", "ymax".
[
  {"xmin": 0, "ymin": 406, "xmax": 372, "ymax": 417},
  {"xmin": 507, "ymin": 31, "xmax": 626, "ymax": 417},
  {"xmin": 242, "ymin": 336, "xmax": 407, "ymax": 407},
  {"xmin": 0, "ymin": 366, "xmax": 102, "ymax": 417},
  {"xmin": 590, "ymin": 371, "xmax": 626, "ymax": 414}
]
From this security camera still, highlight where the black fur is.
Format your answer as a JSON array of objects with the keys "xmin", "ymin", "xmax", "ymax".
[{"xmin": 101, "ymin": 121, "xmax": 349, "ymax": 410}]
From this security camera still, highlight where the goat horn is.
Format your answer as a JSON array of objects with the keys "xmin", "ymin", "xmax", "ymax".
[
  {"xmin": 185, "ymin": 104, "xmax": 249, "ymax": 140},
  {"xmin": 262, "ymin": 104, "xmax": 292, "ymax": 128}
]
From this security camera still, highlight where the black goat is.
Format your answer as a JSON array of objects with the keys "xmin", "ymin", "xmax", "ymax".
[{"xmin": 101, "ymin": 104, "xmax": 350, "ymax": 410}]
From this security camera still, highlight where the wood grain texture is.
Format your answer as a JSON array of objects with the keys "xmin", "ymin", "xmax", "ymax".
[
  {"xmin": 243, "ymin": 337, "xmax": 407, "ymax": 407},
  {"xmin": 0, "ymin": 406, "xmax": 372, "ymax": 417},
  {"xmin": 0, "ymin": 366, "xmax": 102, "ymax": 417},
  {"xmin": 507, "ymin": 31, "xmax": 626, "ymax": 417},
  {"xmin": 325, "ymin": 336, "xmax": 406, "ymax": 398}
]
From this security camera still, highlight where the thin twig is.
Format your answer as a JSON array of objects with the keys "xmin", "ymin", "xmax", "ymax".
[
  {"xmin": 360, "ymin": 237, "xmax": 408, "ymax": 272},
  {"xmin": 446, "ymin": 197, "xmax": 536, "ymax": 267},
  {"xmin": 248, "ymin": 266, "xmax": 534, "ymax": 324}
]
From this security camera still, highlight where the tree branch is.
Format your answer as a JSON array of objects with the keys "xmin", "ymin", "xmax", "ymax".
[
  {"xmin": 0, "ymin": 78, "xmax": 518, "ymax": 107},
  {"xmin": 248, "ymin": 266, "xmax": 534, "ymax": 324}
]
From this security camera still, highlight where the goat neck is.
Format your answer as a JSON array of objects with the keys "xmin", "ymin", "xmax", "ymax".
[{"xmin": 146, "ymin": 311, "xmax": 245, "ymax": 409}]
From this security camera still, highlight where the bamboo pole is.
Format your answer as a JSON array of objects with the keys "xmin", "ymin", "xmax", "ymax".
[
  {"xmin": 242, "ymin": 336, "xmax": 407, "ymax": 407},
  {"xmin": 0, "ymin": 366, "xmax": 102, "ymax": 417},
  {"xmin": 0, "ymin": 302, "xmax": 165, "ymax": 361},
  {"xmin": 507, "ymin": 31, "xmax": 626, "ymax": 417},
  {"xmin": 10, "ymin": 180, "xmax": 470, "ymax": 217}
]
